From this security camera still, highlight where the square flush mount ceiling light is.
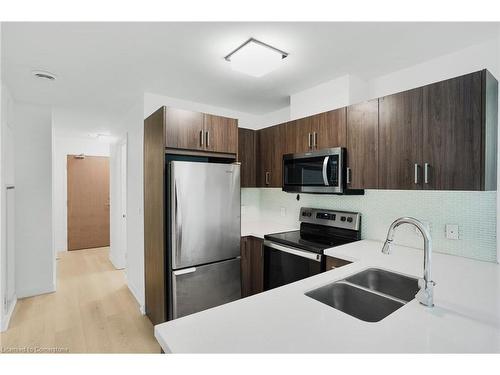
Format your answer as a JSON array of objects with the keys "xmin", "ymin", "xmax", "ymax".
[{"xmin": 225, "ymin": 38, "xmax": 288, "ymax": 77}]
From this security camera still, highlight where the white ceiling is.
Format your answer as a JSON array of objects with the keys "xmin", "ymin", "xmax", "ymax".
[{"xmin": 2, "ymin": 22, "xmax": 499, "ymax": 118}]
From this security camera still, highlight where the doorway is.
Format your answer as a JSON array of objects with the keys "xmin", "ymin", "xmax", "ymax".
[{"xmin": 67, "ymin": 155, "xmax": 110, "ymax": 250}]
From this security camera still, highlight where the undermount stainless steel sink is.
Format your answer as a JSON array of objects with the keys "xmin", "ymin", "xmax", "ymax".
[
  {"xmin": 305, "ymin": 268, "xmax": 419, "ymax": 322},
  {"xmin": 305, "ymin": 282, "xmax": 404, "ymax": 322},
  {"xmin": 345, "ymin": 268, "xmax": 419, "ymax": 302}
]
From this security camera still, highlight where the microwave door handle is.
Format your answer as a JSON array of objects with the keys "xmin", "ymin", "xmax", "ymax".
[{"xmin": 322, "ymin": 156, "xmax": 329, "ymax": 186}]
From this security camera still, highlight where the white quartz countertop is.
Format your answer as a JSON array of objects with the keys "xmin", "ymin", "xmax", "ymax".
[
  {"xmin": 240, "ymin": 219, "xmax": 298, "ymax": 239},
  {"xmin": 155, "ymin": 237, "xmax": 500, "ymax": 353}
]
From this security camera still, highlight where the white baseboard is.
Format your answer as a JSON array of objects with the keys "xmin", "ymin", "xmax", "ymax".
[
  {"xmin": 127, "ymin": 279, "xmax": 145, "ymax": 315},
  {"xmin": 1, "ymin": 296, "xmax": 17, "ymax": 332},
  {"xmin": 109, "ymin": 252, "xmax": 126, "ymax": 270},
  {"xmin": 16, "ymin": 284, "xmax": 56, "ymax": 299}
]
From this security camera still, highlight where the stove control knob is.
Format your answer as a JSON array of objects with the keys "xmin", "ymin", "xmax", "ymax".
[
  {"xmin": 346, "ymin": 217, "xmax": 353, "ymax": 223},
  {"xmin": 340, "ymin": 216, "xmax": 346, "ymax": 222}
]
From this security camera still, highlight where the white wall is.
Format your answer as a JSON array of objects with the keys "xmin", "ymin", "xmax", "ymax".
[
  {"xmin": 290, "ymin": 74, "xmax": 369, "ymax": 120},
  {"xmin": 367, "ymin": 38, "xmax": 499, "ymax": 99},
  {"xmin": 109, "ymin": 137, "xmax": 127, "ymax": 270},
  {"xmin": 52, "ymin": 134, "xmax": 110, "ymax": 253},
  {"xmin": 14, "ymin": 102, "xmax": 54, "ymax": 298}
]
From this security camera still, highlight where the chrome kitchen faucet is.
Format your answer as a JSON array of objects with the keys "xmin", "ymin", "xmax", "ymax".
[{"xmin": 381, "ymin": 217, "xmax": 435, "ymax": 307}]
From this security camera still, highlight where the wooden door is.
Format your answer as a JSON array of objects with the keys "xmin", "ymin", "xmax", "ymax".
[
  {"xmin": 204, "ymin": 114, "xmax": 238, "ymax": 154},
  {"xmin": 67, "ymin": 155, "xmax": 110, "ymax": 250},
  {"xmin": 257, "ymin": 125, "xmax": 284, "ymax": 187},
  {"xmin": 238, "ymin": 128, "xmax": 257, "ymax": 187},
  {"xmin": 422, "ymin": 72, "xmax": 482, "ymax": 190},
  {"xmin": 164, "ymin": 107, "xmax": 204, "ymax": 150},
  {"xmin": 346, "ymin": 100, "xmax": 379, "ymax": 189},
  {"xmin": 379, "ymin": 88, "xmax": 423, "ymax": 189},
  {"xmin": 313, "ymin": 108, "xmax": 347, "ymax": 149}
]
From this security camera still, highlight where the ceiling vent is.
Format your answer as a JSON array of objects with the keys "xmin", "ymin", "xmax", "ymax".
[{"xmin": 32, "ymin": 70, "xmax": 57, "ymax": 81}]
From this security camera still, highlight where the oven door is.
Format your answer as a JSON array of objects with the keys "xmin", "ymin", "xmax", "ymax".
[
  {"xmin": 282, "ymin": 148, "xmax": 344, "ymax": 194},
  {"xmin": 263, "ymin": 240, "xmax": 323, "ymax": 291}
]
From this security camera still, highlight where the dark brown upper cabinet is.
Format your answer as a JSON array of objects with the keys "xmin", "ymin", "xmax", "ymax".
[
  {"xmin": 257, "ymin": 124, "xmax": 285, "ymax": 187},
  {"xmin": 204, "ymin": 114, "xmax": 238, "ymax": 154},
  {"xmin": 422, "ymin": 70, "xmax": 497, "ymax": 191},
  {"xmin": 316, "ymin": 108, "xmax": 347, "ymax": 149},
  {"xmin": 164, "ymin": 107, "xmax": 204, "ymax": 150},
  {"xmin": 292, "ymin": 109, "xmax": 347, "ymax": 153},
  {"xmin": 379, "ymin": 87, "xmax": 423, "ymax": 189},
  {"xmin": 346, "ymin": 99, "xmax": 379, "ymax": 189},
  {"xmin": 163, "ymin": 107, "xmax": 238, "ymax": 155},
  {"xmin": 238, "ymin": 128, "xmax": 257, "ymax": 187}
]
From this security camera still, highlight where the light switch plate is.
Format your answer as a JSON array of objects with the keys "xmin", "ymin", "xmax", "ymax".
[
  {"xmin": 280, "ymin": 207, "xmax": 287, "ymax": 217},
  {"xmin": 446, "ymin": 224, "xmax": 459, "ymax": 240}
]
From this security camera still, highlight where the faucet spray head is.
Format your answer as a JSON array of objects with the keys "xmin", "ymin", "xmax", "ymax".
[{"xmin": 381, "ymin": 239, "xmax": 392, "ymax": 254}]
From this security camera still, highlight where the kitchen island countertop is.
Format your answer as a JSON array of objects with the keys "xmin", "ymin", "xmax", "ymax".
[{"xmin": 155, "ymin": 236, "xmax": 500, "ymax": 353}]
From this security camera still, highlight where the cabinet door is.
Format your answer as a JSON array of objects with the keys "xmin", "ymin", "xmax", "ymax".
[
  {"xmin": 295, "ymin": 116, "xmax": 313, "ymax": 153},
  {"xmin": 423, "ymin": 72, "xmax": 482, "ymax": 190},
  {"xmin": 204, "ymin": 114, "xmax": 238, "ymax": 154},
  {"xmin": 379, "ymin": 88, "xmax": 423, "ymax": 189},
  {"xmin": 165, "ymin": 107, "xmax": 204, "ymax": 150},
  {"xmin": 257, "ymin": 125, "xmax": 284, "ymax": 187},
  {"xmin": 346, "ymin": 100, "xmax": 379, "ymax": 189},
  {"xmin": 240, "ymin": 237, "xmax": 251, "ymax": 298},
  {"xmin": 238, "ymin": 128, "xmax": 257, "ymax": 187},
  {"xmin": 313, "ymin": 108, "xmax": 347, "ymax": 149},
  {"xmin": 248, "ymin": 237, "xmax": 264, "ymax": 295}
]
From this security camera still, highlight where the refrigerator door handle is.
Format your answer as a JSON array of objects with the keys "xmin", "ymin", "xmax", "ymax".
[
  {"xmin": 172, "ymin": 178, "xmax": 182, "ymax": 268},
  {"xmin": 173, "ymin": 267, "xmax": 196, "ymax": 276}
]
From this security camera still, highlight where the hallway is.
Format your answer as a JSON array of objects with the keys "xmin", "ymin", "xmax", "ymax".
[{"xmin": 0, "ymin": 248, "xmax": 160, "ymax": 353}]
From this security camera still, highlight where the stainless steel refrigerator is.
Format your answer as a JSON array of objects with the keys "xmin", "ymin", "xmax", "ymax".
[{"xmin": 167, "ymin": 160, "xmax": 241, "ymax": 320}]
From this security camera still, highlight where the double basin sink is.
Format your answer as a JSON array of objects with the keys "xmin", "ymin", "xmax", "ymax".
[{"xmin": 305, "ymin": 268, "xmax": 419, "ymax": 322}]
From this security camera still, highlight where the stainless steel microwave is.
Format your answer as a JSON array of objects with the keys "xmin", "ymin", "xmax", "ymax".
[{"xmin": 282, "ymin": 147, "xmax": 346, "ymax": 194}]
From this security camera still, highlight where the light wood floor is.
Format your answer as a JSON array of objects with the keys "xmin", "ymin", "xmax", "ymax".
[{"xmin": 0, "ymin": 247, "xmax": 161, "ymax": 353}]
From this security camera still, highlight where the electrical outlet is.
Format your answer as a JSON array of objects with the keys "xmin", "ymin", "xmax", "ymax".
[
  {"xmin": 446, "ymin": 224, "xmax": 459, "ymax": 240},
  {"xmin": 280, "ymin": 207, "xmax": 287, "ymax": 217}
]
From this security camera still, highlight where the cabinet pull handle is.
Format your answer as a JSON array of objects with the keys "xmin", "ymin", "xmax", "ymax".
[
  {"xmin": 265, "ymin": 172, "xmax": 270, "ymax": 185},
  {"xmin": 346, "ymin": 167, "xmax": 351, "ymax": 184},
  {"xmin": 199, "ymin": 130, "xmax": 204, "ymax": 147},
  {"xmin": 424, "ymin": 163, "xmax": 429, "ymax": 184},
  {"xmin": 313, "ymin": 132, "xmax": 318, "ymax": 148},
  {"xmin": 414, "ymin": 163, "xmax": 419, "ymax": 184},
  {"xmin": 308, "ymin": 133, "xmax": 312, "ymax": 149},
  {"xmin": 205, "ymin": 130, "xmax": 210, "ymax": 148}
]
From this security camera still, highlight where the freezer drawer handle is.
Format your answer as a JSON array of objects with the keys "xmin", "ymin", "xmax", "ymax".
[
  {"xmin": 264, "ymin": 240, "xmax": 321, "ymax": 262},
  {"xmin": 173, "ymin": 267, "xmax": 197, "ymax": 276}
]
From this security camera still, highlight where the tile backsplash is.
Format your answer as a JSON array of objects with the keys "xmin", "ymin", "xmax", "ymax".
[{"xmin": 241, "ymin": 188, "xmax": 498, "ymax": 262}]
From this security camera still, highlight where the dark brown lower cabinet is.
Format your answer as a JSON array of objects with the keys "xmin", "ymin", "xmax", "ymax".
[{"xmin": 241, "ymin": 236, "xmax": 264, "ymax": 297}]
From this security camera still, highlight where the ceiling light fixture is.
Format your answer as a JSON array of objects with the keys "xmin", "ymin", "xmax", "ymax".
[
  {"xmin": 224, "ymin": 38, "xmax": 288, "ymax": 78},
  {"xmin": 32, "ymin": 70, "xmax": 57, "ymax": 81}
]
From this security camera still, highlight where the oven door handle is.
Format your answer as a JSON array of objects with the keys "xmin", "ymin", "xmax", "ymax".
[
  {"xmin": 264, "ymin": 240, "xmax": 322, "ymax": 262},
  {"xmin": 322, "ymin": 156, "xmax": 329, "ymax": 186}
]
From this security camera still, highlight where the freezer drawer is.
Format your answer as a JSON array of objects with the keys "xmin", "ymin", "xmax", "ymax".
[
  {"xmin": 170, "ymin": 161, "xmax": 241, "ymax": 269},
  {"xmin": 171, "ymin": 257, "xmax": 241, "ymax": 319}
]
